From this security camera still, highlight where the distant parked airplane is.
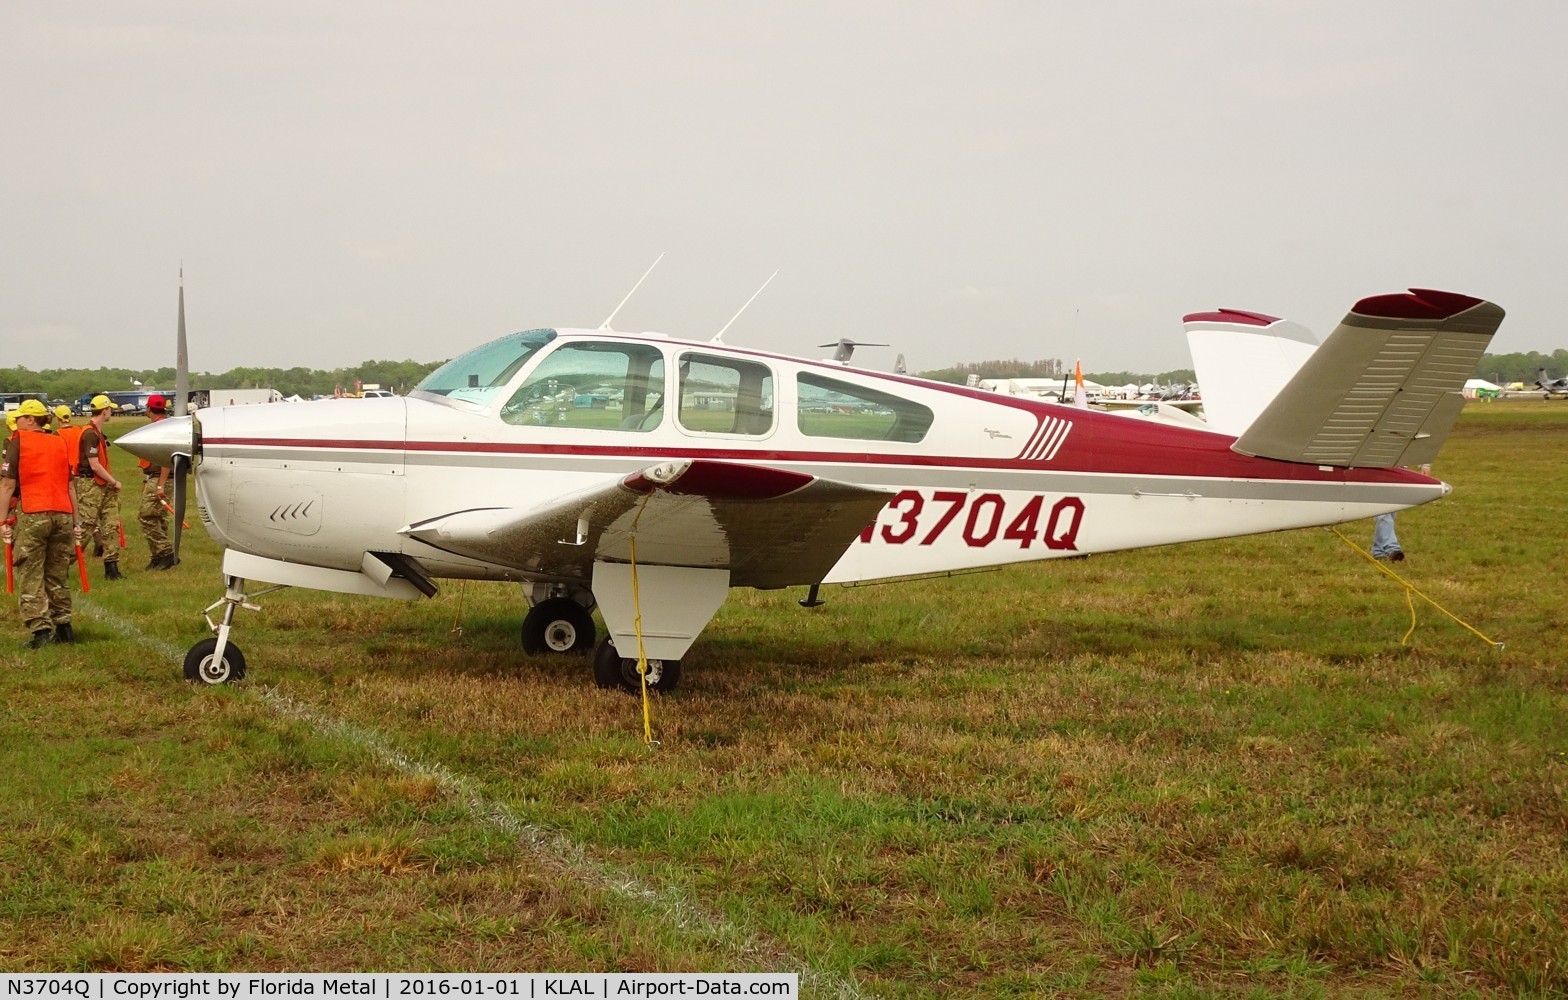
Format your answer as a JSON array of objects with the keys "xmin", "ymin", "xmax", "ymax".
[{"xmin": 1535, "ymin": 368, "xmax": 1568, "ymax": 398}]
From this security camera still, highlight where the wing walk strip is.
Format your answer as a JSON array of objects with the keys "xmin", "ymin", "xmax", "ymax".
[{"xmin": 77, "ymin": 597, "xmax": 870, "ymax": 1000}]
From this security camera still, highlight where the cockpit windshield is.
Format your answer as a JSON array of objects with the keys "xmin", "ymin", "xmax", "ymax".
[{"xmin": 411, "ymin": 329, "xmax": 557, "ymax": 408}]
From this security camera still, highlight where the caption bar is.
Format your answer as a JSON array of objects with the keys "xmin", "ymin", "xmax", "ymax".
[{"xmin": 0, "ymin": 976, "xmax": 797, "ymax": 1000}]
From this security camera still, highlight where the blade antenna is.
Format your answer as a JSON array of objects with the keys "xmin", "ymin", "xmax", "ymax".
[
  {"xmin": 712, "ymin": 270, "xmax": 777, "ymax": 343},
  {"xmin": 600, "ymin": 253, "xmax": 665, "ymax": 330}
]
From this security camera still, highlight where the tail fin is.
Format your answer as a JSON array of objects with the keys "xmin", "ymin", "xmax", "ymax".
[
  {"xmin": 1184, "ymin": 309, "xmax": 1319, "ymax": 436},
  {"xmin": 1231, "ymin": 289, "xmax": 1504, "ymax": 468}
]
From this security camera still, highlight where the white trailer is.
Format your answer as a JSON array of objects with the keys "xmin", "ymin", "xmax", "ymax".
[{"xmin": 191, "ymin": 388, "xmax": 284, "ymax": 409}]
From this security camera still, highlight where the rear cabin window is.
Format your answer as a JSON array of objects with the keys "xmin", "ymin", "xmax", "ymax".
[
  {"xmin": 500, "ymin": 342, "xmax": 667, "ymax": 430},
  {"xmin": 677, "ymin": 353, "xmax": 774, "ymax": 436},
  {"xmin": 796, "ymin": 373, "xmax": 934, "ymax": 443}
]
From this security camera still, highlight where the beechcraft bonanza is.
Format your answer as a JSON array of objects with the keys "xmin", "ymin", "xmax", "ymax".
[{"xmin": 118, "ymin": 287, "xmax": 1504, "ymax": 692}]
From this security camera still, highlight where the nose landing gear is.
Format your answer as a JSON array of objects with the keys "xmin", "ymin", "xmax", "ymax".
[{"xmin": 185, "ymin": 575, "xmax": 285, "ymax": 685}]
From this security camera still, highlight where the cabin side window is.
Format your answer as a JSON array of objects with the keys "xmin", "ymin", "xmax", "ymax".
[
  {"xmin": 500, "ymin": 342, "xmax": 666, "ymax": 430},
  {"xmin": 796, "ymin": 372, "xmax": 934, "ymax": 443},
  {"xmin": 676, "ymin": 353, "xmax": 774, "ymax": 436}
]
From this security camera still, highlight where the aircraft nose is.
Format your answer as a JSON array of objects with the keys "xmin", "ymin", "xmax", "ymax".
[{"xmin": 117, "ymin": 415, "xmax": 195, "ymax": 467}]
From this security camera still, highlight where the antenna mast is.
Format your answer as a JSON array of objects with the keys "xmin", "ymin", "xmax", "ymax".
[
  {"xmin": 599, "ymin": 253, "xmax": 664, "ymax": 330},
  {"xmin": 712, "ymin": 270, "xmax": 777, "ymax": 343}
]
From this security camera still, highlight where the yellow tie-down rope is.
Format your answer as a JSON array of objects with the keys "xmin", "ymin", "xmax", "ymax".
[
  {"xmin": 1328, "ymin": 526, "xmax": 1504, "ymax": 650},
  {"xmin": 628, "ymin": 491, "xmax": 659, "ymax": 750},
  {"xmin": 449, "ymin": 579, "xmax": 467, "ymax": 637}
]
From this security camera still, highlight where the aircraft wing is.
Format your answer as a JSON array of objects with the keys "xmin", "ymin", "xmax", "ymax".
[
  {"xmin": 400, "ymin": 459, "xmax": 895, "ymax": 589},
  {"xmin": 1231, "ymin": 289, "xmax": 1504, "ymax": 468}
]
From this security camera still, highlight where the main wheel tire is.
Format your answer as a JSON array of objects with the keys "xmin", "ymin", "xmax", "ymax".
[
  {"xmin": 184, "ymin": 637, "xmax": 247, "ymax": 684},
  {"xmin": 592, "ymin": 636, "xmax": 681, "ymax": 694},
  {"xmin": 521, "ymin": 597, "xmax": 596, "ymax": 654}
]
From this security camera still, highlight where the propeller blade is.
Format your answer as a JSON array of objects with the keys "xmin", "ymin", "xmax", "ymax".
[{"xmin": 172, "ymin": 454, "xmax": 188, "ymax": 559}]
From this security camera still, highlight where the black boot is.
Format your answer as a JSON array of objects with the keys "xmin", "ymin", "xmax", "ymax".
[
  {"xmin": 23, "ymin": 630, "xmax": 54, "ymax": 649},
  {"xmin": 104, "ymin": 562, "xmax": 124, "ymax": 580},
  {"xmin": 146, "ymin": 555, "xmax": 162, "ymax": 569},
  {"xmin": 55, "ymin": 623, "xmax": 75, "ymax": 644}
]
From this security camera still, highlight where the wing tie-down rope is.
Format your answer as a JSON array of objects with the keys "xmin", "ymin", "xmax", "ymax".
[
  {"xmin": 1328, "ymin": 527, "xmax": 1503, "ymax": 650},
  {"xmin": 449, "ymin": 580, "xmax": 467, "ymax": 636},
  {"xmin": 630, "ymin": 491, "xmax": 659, "ymax": 750}
]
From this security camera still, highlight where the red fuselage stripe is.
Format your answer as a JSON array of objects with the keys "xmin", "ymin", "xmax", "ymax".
[{"xmin": 202, "ymin": 436, "xmax": 1421, "ymax": 485}]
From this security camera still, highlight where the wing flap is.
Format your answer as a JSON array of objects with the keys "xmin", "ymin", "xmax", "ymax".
[
  {"xmin": 1231, "ymin": 289, "xmax": 1504, "ymax": 468},
  {"xmin": 401, "ymin": 459, "xmax": 894, "ymax": 588}
]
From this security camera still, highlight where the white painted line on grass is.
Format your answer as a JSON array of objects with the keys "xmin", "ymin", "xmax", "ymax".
[{"xmin": 77, "ymin": 597, "xmax": 870, "ymax": 1000}]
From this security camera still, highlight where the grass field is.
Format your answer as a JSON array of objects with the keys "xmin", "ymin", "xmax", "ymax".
[{"xmin": 1, "ymin": 402, "xmax": 1564, "ymax": 996}]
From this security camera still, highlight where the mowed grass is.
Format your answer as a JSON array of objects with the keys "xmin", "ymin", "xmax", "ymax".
[{"xmin": 1, "ymin": 402, "xmax": 1564, "ymax": 996}]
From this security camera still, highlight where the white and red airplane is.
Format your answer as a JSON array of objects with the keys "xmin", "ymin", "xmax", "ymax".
[{"xmin": 118, "ymin": 288, "xmax": 1503, "ymax": 691}]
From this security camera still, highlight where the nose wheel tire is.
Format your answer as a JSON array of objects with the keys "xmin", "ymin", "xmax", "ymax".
[
  {"xmin": 522, "ymin": 597, "xmax": 597, "ymax": 654},
  {"xmin": 184, "ymin": 637, "xmax": 247, "ymax": 684},
  {"xmin": 592, "ymin": 636, "xmax": 681, "ymax": 694}
]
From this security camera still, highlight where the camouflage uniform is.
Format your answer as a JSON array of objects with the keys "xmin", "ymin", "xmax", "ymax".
[
  {"xmin": 137, "ymin": 403, "xmax": 177, "ymax": 570},
  {"xmin": 75, "ymin": 400, "xmax": 126, "ymax": 579},
  {"xmin": 12, "ymin": 511, "xmax": 73, "ymax": 633},
  {"xmin": 2, "ymin": 424, "xmax": 76, "ymax": 641},
  {"xmin": 75, "ymin": 426, "xmax": 122, "ymax": 573},
  {"xmin": 139, "ymin": 470, "xmax": 173, "ymax": 564}
]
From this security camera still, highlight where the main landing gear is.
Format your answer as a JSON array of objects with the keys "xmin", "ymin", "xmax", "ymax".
[
  {"xmin": 593, "ymin": 635, "xmax": 681, "ymax": 694},
  {"xmin": 520, "ymin": 593, "xmax": 597, "ymax": 655},
  {"xmin": 522, "ymin": 585, "xmax": 682, "ymax": 693}
]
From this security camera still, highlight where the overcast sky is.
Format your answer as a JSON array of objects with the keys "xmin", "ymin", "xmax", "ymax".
[{"xmin": 3, "ymin": 1, "xmax": 1563, "ymax": 377}]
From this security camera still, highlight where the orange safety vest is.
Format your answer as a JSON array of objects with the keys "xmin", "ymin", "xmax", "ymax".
[
  {"xmin": 57, "ymin": 424, "xmax": 86, "ymax": 476},
  {"xmin": 80, "ymin": 426, "xmax": 112, "ymax": 485},
  {"xmin": 16, "ymin": 430, "xmax": 73, "ymax": 514}
]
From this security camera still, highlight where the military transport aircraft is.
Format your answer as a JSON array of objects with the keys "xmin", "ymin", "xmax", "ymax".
[{"xmin": 118, "ymin": 288, "xmax": 1504, "ymax": 692}]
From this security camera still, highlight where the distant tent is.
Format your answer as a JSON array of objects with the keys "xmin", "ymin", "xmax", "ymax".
[{"xmin": 283, "ymin": 394, "xmax": 305, "ymax": 403}]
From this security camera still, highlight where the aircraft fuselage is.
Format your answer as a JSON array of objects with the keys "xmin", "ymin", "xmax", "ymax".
[{"xmin": 184, "ymin": 330, "xmax": 1440, "ymax": 592}]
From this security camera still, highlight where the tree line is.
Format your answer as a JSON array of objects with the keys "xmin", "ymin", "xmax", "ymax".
[
  {"xmin": 0, "ymin": 359, "xmax": 445, "ymax": 403},
  {"xmin": 1470, "ymin": 349, "xmax": 1568, "ymax": 385},
  {"xmin": 919, "ymin": 350, "xmax": 1568, "ymax": 387}
]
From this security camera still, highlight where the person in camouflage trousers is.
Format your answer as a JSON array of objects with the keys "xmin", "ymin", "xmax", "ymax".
[
  {"xmin": 1, "ymin": 399, "xmax": 78, "ymax": 647},
  {"xmin": 76, "ymin": 395, "xmax": 126, "ymax": 580},
  {"xmin": 137, "ymin": 395, "xmax": 177, "ymax": 570}
]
